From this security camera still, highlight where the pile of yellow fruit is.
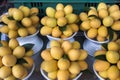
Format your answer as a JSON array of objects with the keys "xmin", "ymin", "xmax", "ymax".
[
  {"xmin": 79, "ymin": 2, "xmax": 120, "ymax": 42},
  {"xmin": 93, "ymin": 38, "xmax": 120, "ymax": 80},
  {"xmin": 40, "ymin": 40, "xmax": 88, "ymax": 80},
  {"xmin": 0, "ymin": 5, "xmax": 39, "ymax": 38},
  {"xmin": 0, "ymin": 39, "xmax": 34, "ymax": 80},
  {"xmin": 40, "ymin": 3, "xmax": 79, "ymax": 38}
]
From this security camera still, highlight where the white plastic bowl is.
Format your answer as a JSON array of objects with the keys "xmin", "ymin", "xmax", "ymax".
[
  {"xmin": 40, "ymin": 68, "xmax": 83, "ymax": 80},
  {"xmin": 93, "ymin": 65, "xmax": 105, "ymax": 80},
  {"xmin": 23, "ymin": 63, "xmax": 35, "ymax": 80},
  {"xmin": 46, "ymin": 32, "xmax": 77, "ymax": 42},
  {"xmin": 83, "ymin": 32, "xmax": 109, "ymax": 56},
  {"xmin": 17, "ymin": 30, "xmax": 43, "ymax": 54}
]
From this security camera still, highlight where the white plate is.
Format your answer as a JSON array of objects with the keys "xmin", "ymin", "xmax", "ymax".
[
  {"xmin": 23, "ymin": 63, "xmax": 35, "ymax": 80},
  {"xmin": 93, "ymin": 65, "xmax": 105, "ymax": 80},
  {"xmin": 40, "ymin": 68, "xmax": 83, "ymax": 80}
]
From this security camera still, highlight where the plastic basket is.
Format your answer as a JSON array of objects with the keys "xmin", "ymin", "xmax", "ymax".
[{"xmin": 8, "ymin": 0, "xmax": 120, "ymax": 18}]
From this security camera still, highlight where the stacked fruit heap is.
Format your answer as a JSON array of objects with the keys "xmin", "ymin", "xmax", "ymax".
[
  {"xmin": 0, "ymin": 5, "xmax": 39, "ymax": 38},
  {"xmin": 40, "ymin": 3, "xmax": 79, "ymax": 38},
  {"xmin": 93, "ymin": 38, "xmax": 120, "ymax": 80},
  {"xmin": 79, "ymin": 2, "xmax": 120, "ymax": 42},
  {"xmin": 0, "ymin": 39, "xmax": 34, "ymax": 80},
  {"xmin": 40, "ymin": 40, "xmax": 88, "ymax": 80}
]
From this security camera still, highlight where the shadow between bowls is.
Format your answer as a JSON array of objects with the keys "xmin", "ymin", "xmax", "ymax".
[{"xmin": 40, "ymin": 68, "xmax": 83, "ymax": 80}]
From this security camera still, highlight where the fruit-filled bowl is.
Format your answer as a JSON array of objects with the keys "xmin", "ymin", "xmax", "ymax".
[
  {"xmin": 47, "ymin": 32, "xmax": 77, "ymax": 42},
  {"xmin": 40, "ymin": 68, "xmax": 83, "ymax": 80}
]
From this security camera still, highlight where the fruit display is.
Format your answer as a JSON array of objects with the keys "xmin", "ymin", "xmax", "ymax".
[
  {"xmin": 0, "ymin": 5, "xmax": 40, "ymax": 38},
  {"xmin": 93, "ymin": 38, "xmax": 120, "ymax": 80},
  {"xmin": 0, "ymin": 39, "xmax": 34, "ymax": 80},
  {"xmin": 40, "ymin": 40, "xmax": 88, "ymax": 80},
  {"xmin": 40, "ymin": 3, "xmax": 79, "ymax": 39},
  {"xmin": 79, "ymin": 2, "xmax": 120, "ymax": 42}
]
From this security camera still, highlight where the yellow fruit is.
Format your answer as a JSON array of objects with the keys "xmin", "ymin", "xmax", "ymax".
[
  {"xmin": 30, "ymin": 7, "xmax": 39, "ymax": 15},
  {"xmin": 72, "ymin": 41, "xmax": 81, "ymax": 49},
  {"xmin": 22, "ymin": 57, "xmax": 34, "ymax": 69},
  {"xmin": 25, "ymin": 49, "xmax": 34, "ymax": 57},
  {"xmin": 52, "ymin": 26, "xmax": 62, "ymax": 38},
  {"xmin": 41, "ymin": 49, "xmax": 53, "ymax": 61},
  {"xmin": 2, "ymin": 55, "xmax": 17, "ymax": 67},
  {"xmin": 97, "ymin": 2, "xmax": 107, "ymax": 11},
  {"xmin": 87, "ymin": 28, "xmax": 97, "ymax": 39},
  {"xmin": 107, "ymin": 65, "xmax": 120, "ymax": 80},
  {"xmin": 98, "ymin": 9, "xmax": 108, "ymax": 19},
  {"xmin": 50, "ymin": 46, "xmax": 64, "ymax": 60},
  {"xmin": 108, "ymin": 4, "xmax": 119, "ymax": 13},
  {"xmin": 98, "ymin": 70, "xmax": 108, "ymax": 78},
  {"xmin": 58, "ymin": 58, "xmax": 70, "ymax": 70},
  {"xmin": 80, "ymin": 20, "xmax": 91, "ymax": 30},
  {"xmin": 0, "ymin": 56, "xmax": 3, "ymax": 67},
  {"xmin": 50, "ymin": 40, "xmax": 61, "ymax": 48},
  {"xmin": 61, "ymin": 40, "xmax": 72, "ymax": 53},
  {"xmin": 108, "ymin": 42, "xmax": 119, "ymax": 51},
  {"xmin": 1, "ymin": 15, "xmax": 11, "ymax": 24},
  {"xmin": 88, "ymin": 9, "xmax": 98, "ymax": 17},
  {"xmin": 110, "ymin": 10, "xmax": 120, "ymax": 21},
  {"xmin": 0, "ymin": 46, "xmax": 12, "ymax": 56},
  {"xmin": 30, "ymin": 15, "xmax": 39, "ymax": 25},
  {"xmin": 8, "ymin": 8, "xmax": 16, "ymax": 16},
  {"xmin": 68, "ymin": 49, "xmax": 80, "ymax": 61},
  {"xmin": 111, "ymin": 21, "xmax": 120, "ymax": 31},
  {"xmin": 64, "ymin": 4, "xmax": 73, "ymax": 15},
  {"xmin": 19, "ymin": 6, "xmax": 30, "ymax": 17},
  {"xmin": 65, "ymin": 13, "xmax": 78, "ymax": 24},
  {"xmin": 12, "ymin": 9, "xmax": 23, "ymax": 21},
  {"xmin": 111, "ymin": 32, "xmax": 118, "ymax": 41},
  {"xmin": 0, "ymin": 25, "xmax": 9, "ymax": 34},
  {"xmin": 9, "ymin": 38, "xmax": 19, "ymax": 50},
  {"xmin": 4, "ymin": 75, "xmax": 16, "ymax": 80},
  {"xmin": 48, "ymin": 70, "xmax": 57, "ymax": 80},
  {"xmin": 13, "ymin": 46, "xmax": 25, "ymax": 58},
  {"xmin": 0, "ymin": 40, "xmax": 8, "ymax": 47},
  {"xmin": 55, "ymin": 10, "xmax": 65, "ymax": 18},
  {"xmin": 69, "ymin": 62, "xmax": 81, "ymax": 74},
  {"xmin": 70, "ymin": 73, "xmax": 77, "ymax": 79},
  {"xmin": 27, "ymin": 26, "xmax": 37, "ymax": 35},
  {"xmin": 0, "ymin": 66, "xmax": 12, "ymax": 79},
  {"xmin": 8, "ymin": 20, "xmax": 18, "ymax": 30},
  {"xmin": 18, "ymin": 28, "xmax": 28, "ymax": 37},
  {"xmin": 98, "ymin": 26, "xmax": 108, "ymax": 37},
  {"xmin": 69, "ymin": 23, "xmax": 79, "ymax": 32},
  {"xmin": 12, "ymin": 64, "xmax": 27, "ymax": 79},
  {"xmin": 106, "ymin": 51, "xmax": 119, "ymax": 64},
  {"xmin": 90, "ymin": 18, "xmax": 101, "ymax": 28},
  {"xmin": 41, "ymin": 60, "xmax": 58, "ymax": 72},
  {"xmin": 8, "ymin": 30, "xmax": 18, "ymax": 39},
  {"xmin": 116, "ymin": 39, "xmax": 120, "ymax": 45},
  {"xmin": 22, "ymin": 18, "xmax": 32, "ymax": 27},
  {"xmin": 103, "ymin": 16, "xmax": 114, "ymax": 27},
  {"xmin": 78, "ymin": 60, "xmax": 88, "ymax": 71},
  {"xmin": 56, "ymin": 3, "xmax": 64, "ymax": 11},
  {"xmin": 46, "ymin": 17, "xmax": 57, "ymax": 27},
  {"xmin": 40, "ymin": 16, "xmax": 48, "ymax": 25},
  {"xmin": 46, "ymin": 7, "xmax": 55, "ymax": 18},
  {"xmin": 79, "ymin": 12, "xmax": 88, "ymax": 21},
  {"xmin": 57, "ymin": 70, "xmax": 70, "ymax": 80},
  {"xmin": 57, "ymin": 17, "xmax": 67, "ymax": 27},
  {"xmin": 97, "ymin": 35, "xmax": 106, "ymax": 42},
  {"xmin": 78, "ymin": 49, "xmax": 88, "ymax": 60},
  {"xmin": 117, "ymin": 60, "xmax": 120, "ymax": 69},
  {"xmin": 40, "ymin": 26, "xmax": 52, "ymax": 36},
  {"xmin": 19, "ymin": 68, "xmax": 28, "ymax": 79},
  {"xmin": 94, "ymin": 50, "xmax": 106, "ymax": 57},
  {"xmin": 63, "ymin": 28, "xmax": 73, "ymax": 37},
  {"xmin": 94, "ymin": 60, "xmax": 110, "ymax": 72}
]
